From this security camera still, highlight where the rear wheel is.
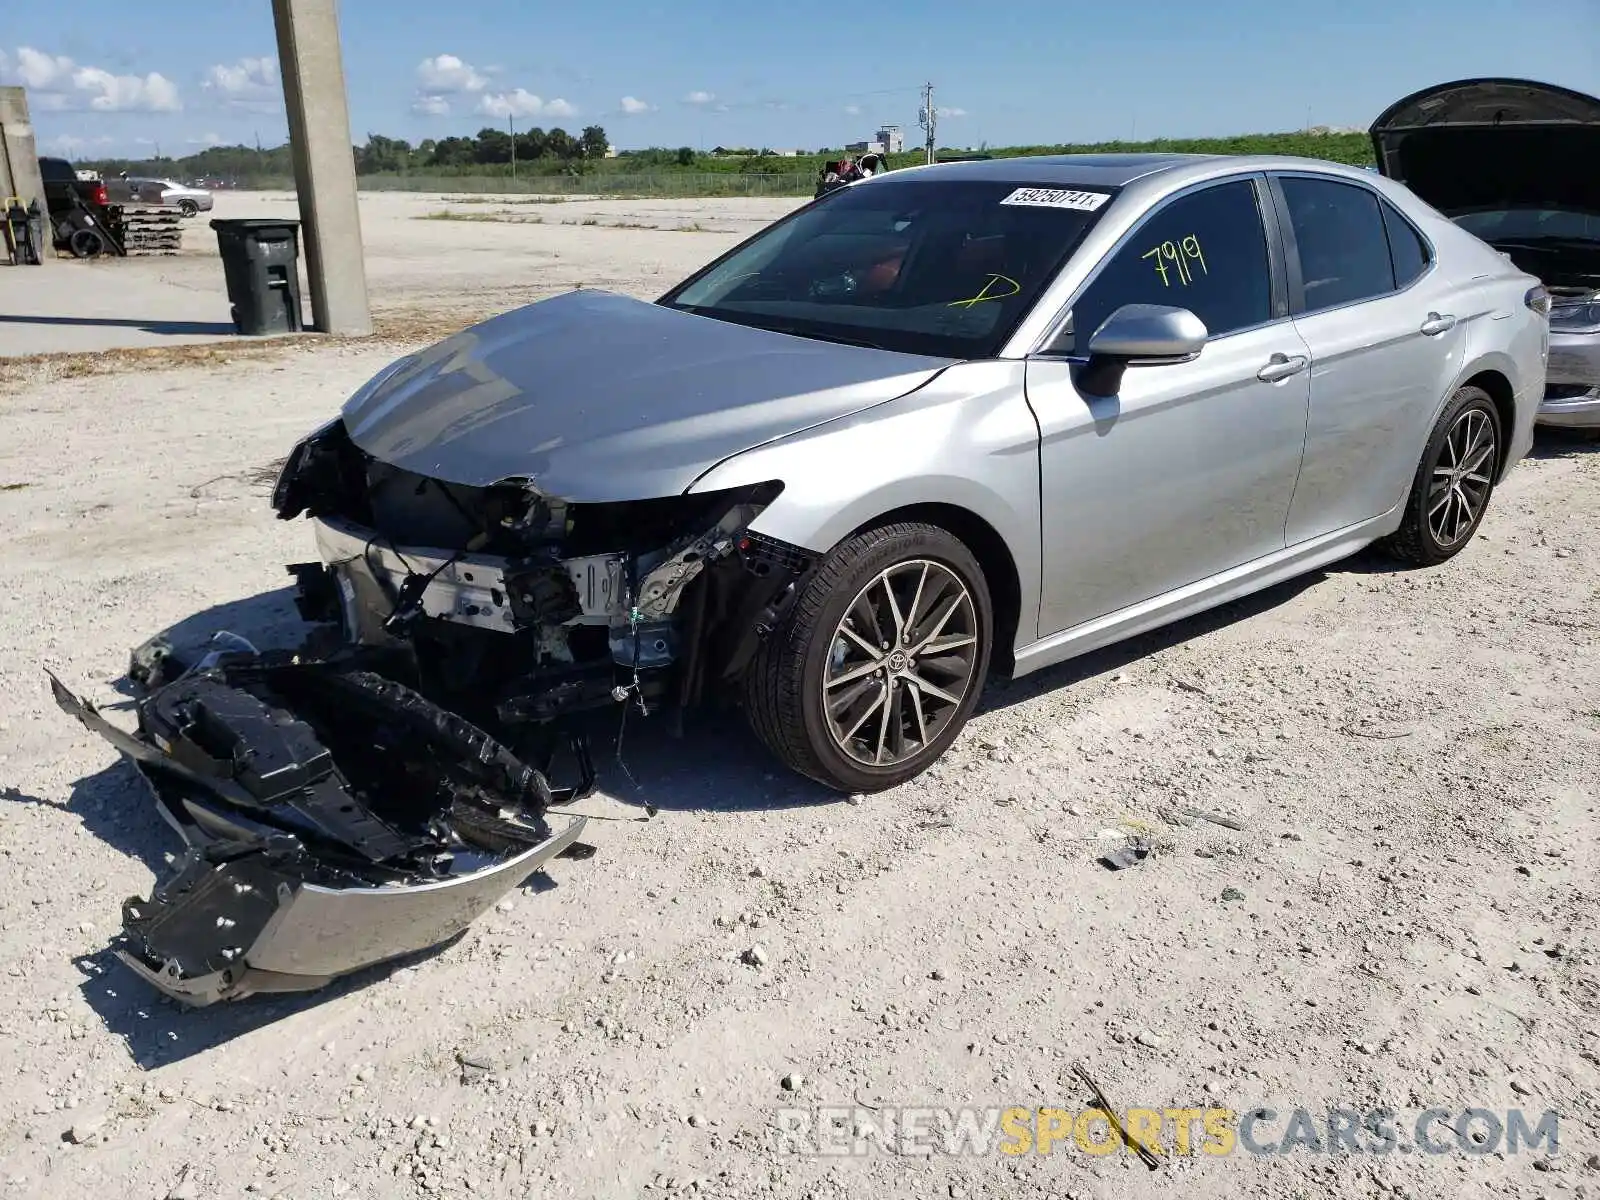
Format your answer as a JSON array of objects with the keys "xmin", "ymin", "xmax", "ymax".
[
  {"xmin": 743, "ymin": 522, "xmax": 992, "ymax": 793},
  {"xmin": 1381, "ymin": 385, "xmax": 1502, "ymax": 565},
  {"xmin": 178, "ymin": 199, "xmax": 199, "ymax": 217}
]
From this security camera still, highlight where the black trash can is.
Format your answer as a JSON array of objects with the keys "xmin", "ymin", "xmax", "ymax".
[{"xmin": 211, "ymin": 218, "xmax": 304, "ymax": 335}]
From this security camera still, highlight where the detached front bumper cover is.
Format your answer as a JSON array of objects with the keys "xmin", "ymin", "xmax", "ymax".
[{"xmin": 48, "ymin": 652, "xmax": 590, "ymax": 1006}]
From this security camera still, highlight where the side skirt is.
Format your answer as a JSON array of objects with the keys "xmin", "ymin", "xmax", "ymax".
[{"xmin": 1010, "ymin": 504, "xmax": 1405, "ymax": 679}]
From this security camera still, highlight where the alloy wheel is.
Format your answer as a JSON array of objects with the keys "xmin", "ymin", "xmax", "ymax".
[
  {"xmin": 822, "ymin": 559, "xmax": 980, "ymax": 767},
  {"xmin": 1427, "ymin": 408, "xmax": 1497, "ymax": 547}
]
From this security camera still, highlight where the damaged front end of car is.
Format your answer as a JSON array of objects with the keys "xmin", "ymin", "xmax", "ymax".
[
  {"xmin": 272, "ymin": 417, "xmax": 816, "ymax": 729},
  {"xmin": 49, "ymin": 651, "xmax": 591, "ymax": 1006},
  {"xmin": 44, "ymin": 408, "xmax": 820, "ymax": 1007}
]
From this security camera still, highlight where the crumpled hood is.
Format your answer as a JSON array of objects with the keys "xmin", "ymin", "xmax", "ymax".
[{"xmin": 340, "ymin": 289, "xmax": 952, "ymax": 502}]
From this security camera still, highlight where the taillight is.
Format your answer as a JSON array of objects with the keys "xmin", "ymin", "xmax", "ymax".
[
  {"xmin": 1524, "ymin": 285, "xmax": 1552, "ymax": 316},
  {"xmin": 91, "ymin": 184, "xmax": 108, "ymax": 206}
]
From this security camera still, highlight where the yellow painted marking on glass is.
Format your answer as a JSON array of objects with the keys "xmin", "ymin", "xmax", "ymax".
[
  {"xmin": 948, "ymin": 273, "xmax": 1021, "ymax": 308},
  {"xmin": 1141, "ymin": 234, "xmax": 1208, "ymax": 286}
]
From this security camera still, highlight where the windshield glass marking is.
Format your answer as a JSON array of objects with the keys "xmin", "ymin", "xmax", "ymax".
[
  {"xmin": 948, "ymin": 274, "xmax": 1021, "ymax": 308},
  {"xmin": 1142, "ymin": 235, "xmax": 1209, "ymax": 287},
  {"xmin": 999, "ymin": 187, "xmax": 1112, "ymax": 211}
]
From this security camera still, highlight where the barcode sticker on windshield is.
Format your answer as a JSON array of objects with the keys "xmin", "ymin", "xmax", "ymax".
[{"xmin": 999, "ymin": 187, "xmax": 1111, "ymax": 211}]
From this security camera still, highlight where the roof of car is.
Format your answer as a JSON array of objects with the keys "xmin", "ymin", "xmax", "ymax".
[{"xmin": 888, "ymin": 152, "xmax": 1221, "ymax": 187}]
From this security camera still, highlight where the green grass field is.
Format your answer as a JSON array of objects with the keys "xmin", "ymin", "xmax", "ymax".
[{"xmin": 88, "ymin": 130, "xmax": 1375, "ymax": 200}]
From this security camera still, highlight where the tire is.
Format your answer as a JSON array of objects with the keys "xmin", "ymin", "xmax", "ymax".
[
  {"xmin": 178, "ymin": 200, "xmax": 199, "ymax": 217},
  {"xmin": 743, "ymin": 522, "xmax": 993, "ymax": 792},
  {"xmin": 1381, "ymin": 385, "xmax": 1503, "ymax": 566},
  {"xmin": 68, "ymin": 227, "xmax": 107, "ymax": 259}
]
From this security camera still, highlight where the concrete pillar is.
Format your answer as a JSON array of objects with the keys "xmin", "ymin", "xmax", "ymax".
[
  {"xmin": 0, "ymin": 87, "xmax": 49, "ymax": 265},
  {"xmin": 271, "ymin": 0, "xmax": 371, "ymax": 335}
]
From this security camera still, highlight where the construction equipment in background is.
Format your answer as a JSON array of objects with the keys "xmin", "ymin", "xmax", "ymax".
[
  {"xmin": 814, "ymin": 152, "xmax": 891, "ymax": 199},
  {"xmin": 39, "ymin": 156, "xmax": 185, "ymax": 257}
]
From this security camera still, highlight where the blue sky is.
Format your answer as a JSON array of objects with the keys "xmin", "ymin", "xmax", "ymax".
[{"xmin": 3, "ymin": 0, "xmax": 1595, "ymax": 158}]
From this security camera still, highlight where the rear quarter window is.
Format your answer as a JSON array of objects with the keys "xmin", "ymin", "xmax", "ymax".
[
  {"xmin": 38, "ymin": 158, "xmax": 75, "ymax": 182},
  {"xmin": 1380, "ymin": 201, "xmax": 1431, "ymax": 288}
]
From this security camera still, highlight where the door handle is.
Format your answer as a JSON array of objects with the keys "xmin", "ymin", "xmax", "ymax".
[
  {"xmin": 1257, "ymin": 353, "xmax": 1308, "ymax": 383},
  {"xmin": 1420, "ymin": 312, "xmax": 1457, "ymax": 336}
]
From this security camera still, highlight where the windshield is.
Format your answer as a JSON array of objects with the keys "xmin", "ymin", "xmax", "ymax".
[
  {"xmin": 660, "ymin": 178, "xmax": 1117, "ymax": 359},
  {"xmin": 1453, "ymin": 208, "xmax": 1600, "ymax": 243}
]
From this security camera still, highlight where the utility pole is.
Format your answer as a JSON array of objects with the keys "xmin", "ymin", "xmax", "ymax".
[
  {"xmin": 271, "ymin": 0, "xmax": 372, "ymax": 335},
  {"xmin": 917, "ymin": 82, "xmax": 937, "ymax": 165},
  {"xmin": 509, "ymin": 114, "xmax": 517, "ymax": 179}
]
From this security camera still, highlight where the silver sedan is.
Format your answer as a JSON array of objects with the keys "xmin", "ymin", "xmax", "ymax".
[
  {"xmin": 273, "ymin": 152, "xmax": 1550, "ymax": 793},
  {"xmin": 128, "ymin": 176, "xmax": 214, "ymax": 216}
]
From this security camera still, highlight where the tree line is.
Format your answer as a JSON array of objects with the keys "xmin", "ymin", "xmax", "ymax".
[
  {"xmin": 79, "ymin": 124, "xmax": 617, "ymax": 181},
  {"xmin": 75, "ymin": 127, "xmax": 1373, "ymax": 184}
]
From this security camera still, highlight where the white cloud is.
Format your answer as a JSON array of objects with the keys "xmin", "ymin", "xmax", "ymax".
[
  {"xmin": 413, "ymin": 52, "xmax": 496, "ymax": 115},
  {"xmin": 202, "ymin": 55, "xmax": 275, "ymax": 95},
  {"xmin": 201, "ymin": 55, "xmax": 279, "ymax": 111},
  {"xmin": 937, "ymin": 106, "xmax": 968, "ymax": 118},
  {"xmin": 475, "ymin": 89, "xmax": 575, "ymax": 120},
  {"xmin": 0, "ymin": 45, "xmax": 180, "ymax": 112},
  {"xmin": 619, "ymin": 95, "xmax": 652, "ymax": 115},
  {"xmin": 843, "ymin": 104, "xmax": 861, "ymax": 116},
  {"xmin": 416, "ymin": 53, "xmax": 487, "ymax": 94},
  {"xmin": 10, "ymin": 46, "xmax": 71, "ymax": 90},
  {"xmin": 186, "ymin": 132, "xmax": 225, "ymax": 146},
  {"xmin": 683, "ymin": 90, "xmax": 716, "ymax": 105}
]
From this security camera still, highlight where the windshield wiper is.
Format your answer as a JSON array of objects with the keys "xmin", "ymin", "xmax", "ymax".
[
  {"xmin": 766, "ymin": 326, "xmax": 889, "ymax": 351},
  {"xmin": 693, "ymin": 309, "xmax": 889, "ymax": 350}
]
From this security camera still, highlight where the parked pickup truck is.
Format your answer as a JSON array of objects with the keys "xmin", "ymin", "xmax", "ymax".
[{"xmin": 38, "ymin": 155, "xmax": 119, "ymax": 257}]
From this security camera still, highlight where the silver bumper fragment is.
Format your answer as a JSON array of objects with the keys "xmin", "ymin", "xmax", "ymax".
[{"xmin": 118, "ymin": 806, "xmax": 586, "ymax": 1006}]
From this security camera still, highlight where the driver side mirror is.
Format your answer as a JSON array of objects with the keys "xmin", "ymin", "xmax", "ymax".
[{"xmin": 1048, "ymin": 303, "xmax": 1209, "ymax": 397}]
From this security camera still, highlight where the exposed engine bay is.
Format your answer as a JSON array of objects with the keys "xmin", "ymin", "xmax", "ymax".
[
  {"xmin": 272, "ymin": 417, "xmax": 815, "ymax": 728},
  {"xmin": 50, "ymin": 647, "xmax": 592, "ymax": 1006}
]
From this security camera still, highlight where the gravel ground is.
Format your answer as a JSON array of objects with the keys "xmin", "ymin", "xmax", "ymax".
[{"xmin": 0, "ymin": 204, "xmax": 1597, "ymax": 1199}]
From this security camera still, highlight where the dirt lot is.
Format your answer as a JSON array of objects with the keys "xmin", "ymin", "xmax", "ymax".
[{"xmin": 1, "ymin": 191, "xmax": 1598, "ymax": 1200}]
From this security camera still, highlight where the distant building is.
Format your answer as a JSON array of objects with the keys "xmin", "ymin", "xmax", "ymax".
[{"xmin": 845, "ymin": 125, "xmax": 904, "ymax": 156}]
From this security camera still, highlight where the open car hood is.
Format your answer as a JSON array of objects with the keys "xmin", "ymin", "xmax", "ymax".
[
  {"xmin": 1370, "ymin": 77, "xmax": 1600, "ymax": 218},
  {"xmin": 340, "ymin": 289, "xmax": 952, "ymax": 501}
]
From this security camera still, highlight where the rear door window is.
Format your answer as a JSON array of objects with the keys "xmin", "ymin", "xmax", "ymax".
[
  {"xmin": 1279, "ymin": 176, "xmax": 1397, "ymax": 310},
  {"xmin": 1070, "ymin": 179, "xmax": 1274, "ymax": 349}
]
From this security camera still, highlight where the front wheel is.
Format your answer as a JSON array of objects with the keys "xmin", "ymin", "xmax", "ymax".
[
  {"xmin": 1381, "ymin": 385, "xmax": 1502, "ymax": 566},
  {"xmin": 743, "ymin": 522, "xmax": 993, "ymax": 793}
]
